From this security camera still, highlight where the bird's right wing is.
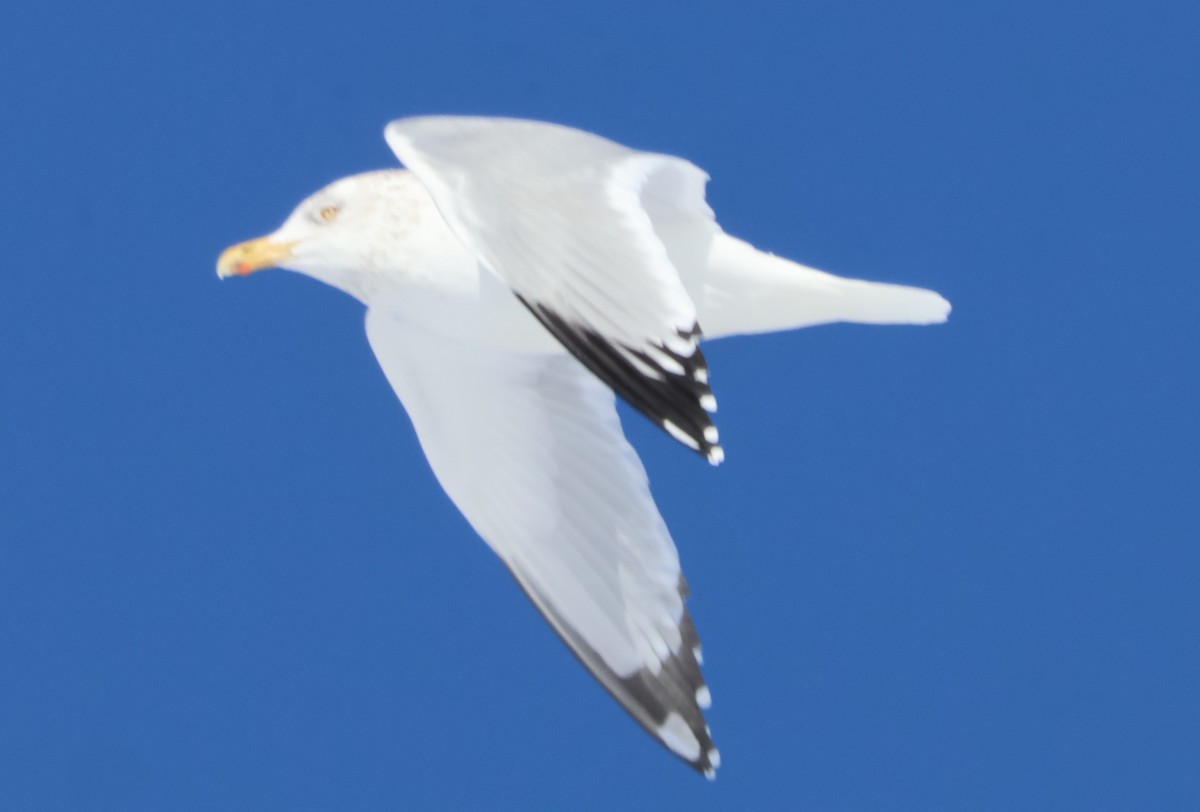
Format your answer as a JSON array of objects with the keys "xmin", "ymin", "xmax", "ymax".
[
  {"xmin": 384, "ymin": 115, "xmax": 723, "ymax": 463},
  {"xmin": 364, "ymin": 308, "xmax": 720, "ymax": 776}
]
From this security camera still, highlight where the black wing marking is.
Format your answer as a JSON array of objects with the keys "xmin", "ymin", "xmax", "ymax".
[
  {"xmin": 519, "ymin": 298, "xmax": 724, "ymax": 464},
  {"xmin": 509, "ymin": 568, "xmax": 720, "ymax": 777}
]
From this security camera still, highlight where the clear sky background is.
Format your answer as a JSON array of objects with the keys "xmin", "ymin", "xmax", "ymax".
[{"xmin": 1, "ymin": 1, "xmax": 1197, "ymax": 809}]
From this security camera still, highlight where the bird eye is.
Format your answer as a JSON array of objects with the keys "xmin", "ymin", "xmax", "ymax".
[{"xmin": 318, "ymin": 205, "xmax": 339, "ymax": 223}]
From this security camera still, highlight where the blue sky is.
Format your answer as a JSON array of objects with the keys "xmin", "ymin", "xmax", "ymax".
[{"xmin": 2, "ymin": 0, "xmax": 1197, "ymax": 808}]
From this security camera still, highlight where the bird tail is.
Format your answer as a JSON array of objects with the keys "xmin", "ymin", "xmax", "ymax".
[{"xmin": 697, "ymin": 232, "xmax": 951, "ymax": 339}]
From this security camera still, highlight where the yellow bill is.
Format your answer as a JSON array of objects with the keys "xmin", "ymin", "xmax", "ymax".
[{"xmin": 216, "ymin": 236, "xmax": 297, "ymax": 278}]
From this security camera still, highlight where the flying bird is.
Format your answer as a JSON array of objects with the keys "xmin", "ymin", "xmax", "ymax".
[{"xmin": 217, "ymin": 116, "xmax": 950, "ymax": 777}]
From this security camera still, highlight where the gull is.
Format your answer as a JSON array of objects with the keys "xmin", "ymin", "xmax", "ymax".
[{"xmin": 217, "ymin": 116, "xmax": 951, "ymax": 777}]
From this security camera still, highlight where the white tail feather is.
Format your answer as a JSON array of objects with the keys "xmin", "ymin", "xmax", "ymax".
[{"xmin": 695, "ymin": 233, "xmax": 951, "ymax": 339}]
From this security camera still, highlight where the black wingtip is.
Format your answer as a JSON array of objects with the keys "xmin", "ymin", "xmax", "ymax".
[
  {"xmin": 506, "ymin": 563, "xmax": 719, "ymax": 778},
  {"xmin": 520, "ymin": 300, "xmax": 724, "ymax": 462}
]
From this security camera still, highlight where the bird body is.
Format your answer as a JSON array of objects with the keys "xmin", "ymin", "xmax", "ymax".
[
  {"xmin": 239, "ymin": 166, "xmax": 947, "ymax": 348},
  {"xmin": 218, "ymin": 116, "xmax": 950, "ymax": 777}
]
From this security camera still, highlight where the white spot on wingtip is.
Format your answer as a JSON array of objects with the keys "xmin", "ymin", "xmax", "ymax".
[
  {"xmin": 693, "ymin": 645, "xmax": 703, "ymax": 665},
  {"xmin": 707, "ymin": 446, "xmax": 725, "ymax": 466},
  {"xmin": 663, "ymin": 420, "xmax": 700, "ymax": 450},
  {"xmin": 658, "ymin": 712, "xmax": 701, "ymax": 762},
  {"xmin": 626, "ymin": 353, "xmax": 664, "ymax": 380},
  {"xmin": 647, "ymin": 346, "xmax": 685, "ymax": 375},
  {"xmin": 703, "ymin": 425, "xmax": 719, "ymax": 443},
  {"xmin": 700, "ymin": 394, "xmax": 717, "ymax": 413},
  {"xmin": 709, "ymin": 747, "xmax": 721, "ymax": 769},
  {"xmin": 696, "ymin": 685, "xmax": 712, "ymax": 709},
  {"xmin": 694, "ymin": 368, "xmax": 708, "ymax": 384}
]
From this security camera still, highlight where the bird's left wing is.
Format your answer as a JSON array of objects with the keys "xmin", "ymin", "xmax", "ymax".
[
  {"xmin": 384, "ymin": 115, "xmax": 723, "ymax": 463},
  {"xmin": 364, "ymin": 309, "xmax": 719, "ymax": 776}
]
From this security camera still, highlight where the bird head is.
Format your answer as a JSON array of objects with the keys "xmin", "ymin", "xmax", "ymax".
[{"xmin": 216, "ymin": 170, "xmax": 433, "ymax": 299}]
